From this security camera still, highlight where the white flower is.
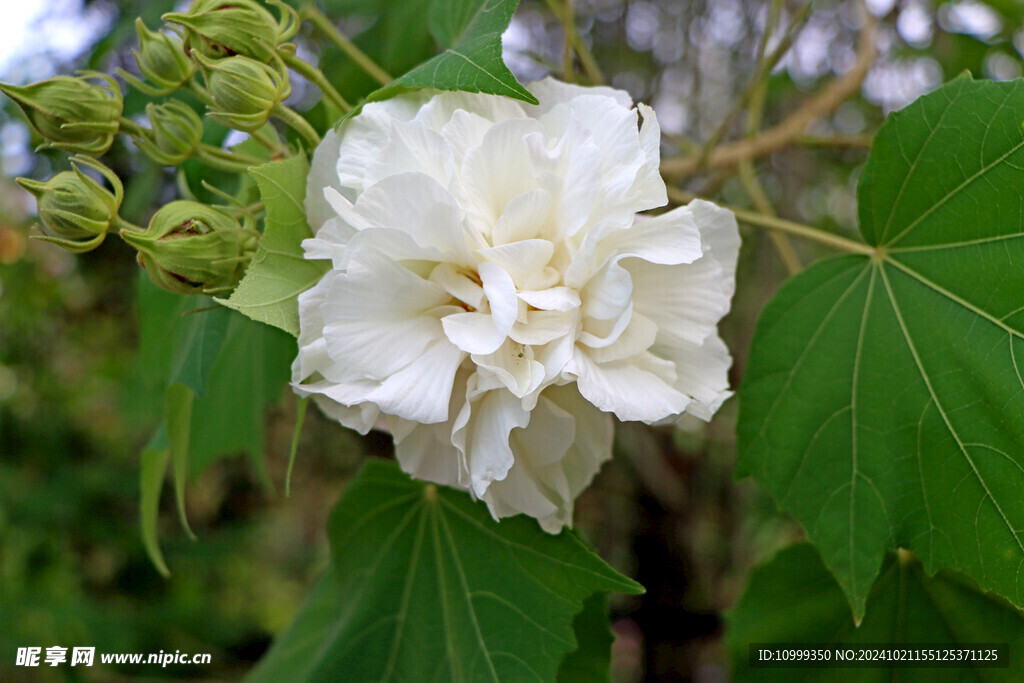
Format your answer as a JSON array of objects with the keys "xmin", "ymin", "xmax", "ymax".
[{"xmin": 294, "ymin": 78, "xmax": 740, "ymax": 532}]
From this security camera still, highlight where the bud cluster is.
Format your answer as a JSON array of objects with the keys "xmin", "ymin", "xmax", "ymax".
[{"xmin": 0, "ymin": 0, "xmax": 323, "ymax": 295}]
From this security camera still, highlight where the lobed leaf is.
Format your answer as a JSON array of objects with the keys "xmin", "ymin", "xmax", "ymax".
[
  {"xmin": 361, "ymin": 0, "xmax": 538, "ymax": 109},
  {"xmin": 737, "ymin": 76, "xmax": 1024, "ymax": 619},
  {"xmin": 249, "ymin": 460, "xmax": 641, "ymax": 682},
  {"xmin": 220, "ymin": 155, "xmax": 329, "ymax": 337},
  {"xmin": 726, "ymin": 543, "xmax": 1024, "ymax": 682}
]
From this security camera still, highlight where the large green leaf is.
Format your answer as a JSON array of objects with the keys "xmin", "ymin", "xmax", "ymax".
[
  {"xmin": 737, "ymin": 76, "xmax": 1024, "ymax": 620},
  {"xmin": 249, "ymin": 460, "xmax": 641, "ymax": 682},
  {"xmin": 556, "ymin": 593, "xmax": 615, "ymax": 683},
  {"xmin": 726, "ymin": 543, "xmax": 1024, "ymax": 682},
  {"xmin": 220, "ymin": 155, "xmax": 329, "ymax": 337},
  {"xmin": 364, "ymin": 0, "xmax": 538, "ymax": 107}
]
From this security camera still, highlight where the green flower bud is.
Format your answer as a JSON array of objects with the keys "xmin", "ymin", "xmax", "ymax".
[
  {"xmin": 135, "ymin": 101, "xmax": 203, "ymax": 166},
  {"xmin": 116, "ymin": 19, "xmax": 196, "ymax": 96},
  {"xmin": 196, "ymin": 52, "xmax": 290, "ymax": 132},
  {"xmin": 163, "ymin": 0, "xmax": 298, "ymax": 63},
  {"xmin": 0, "ymin": 72, "xmax": 122, "ymax": 156},
  {"xmin": 16, "ymin": 156, "xmax": 124, "ymax": 253},
  {"xmin": 121, "ymin": 201, "xmax": 259, "ymax": 295}
]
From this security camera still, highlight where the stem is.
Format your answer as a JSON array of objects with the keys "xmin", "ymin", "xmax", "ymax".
[
  {"xmin": 196, "ymin": 145, "xmax": 265, "ymax": 173},
  {"xmin": 795, "ymin": 133, "xmax": 873, "ymax": 148},
  {"xmin": 302, "ymin": 6, "xmax": 393, "ymax": 85},
  {"xmin": 695, "ymin": 1, "xmax": 812, "ymax": 169},
  {"xmin": 666, "ymin": 186, "xmax": 874, "ymax": 256},
  {"xmin": 118, "ymin": 117, "xmax": 146, "ymax": 138},
  {"xmin": 273, "ymin": 104, "xmax": 321, "ymax": 148},
  {"xmin": 250, "ymin": 126, "xmax": 290, "ymax": 157},
  {"xmin": 662, "ymin": 8, "xmax": 875, "ymax": 178},
  {"xmin": 544, "ymin": 0, "xmax": 603, "ymax": 84},
  {"xmin": 739, "ymin": 21, "xmax": 802, "ymax": 276},
  {"xmin": 115, "ymin": 216, "xmax": 145, "ymax": 233},
  {"xmin": 279, "ymin": 50, "xmax": 351, "ymax": 112}
]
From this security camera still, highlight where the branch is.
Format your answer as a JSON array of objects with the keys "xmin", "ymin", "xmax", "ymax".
[{"xmin": 661, "ymin": 11, "xmax": 876, "ymax": 178}]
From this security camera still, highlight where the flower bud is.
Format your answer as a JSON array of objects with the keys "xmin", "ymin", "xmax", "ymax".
[
  {"xmin": 163, "ymin": 0, "xmax": 298, "ymax": 63},
  {"xmin": 121, "ymin": 201, "xmax": 259, "ymax": 295},
  {"xmin": 16, "ymin": 156, "xmax": 124, "ymax": 253},
  {"xmin": 117, "ymin": 19, "xmax": 195, "ymax": 96},
  {"xmin": 195, "ymin": 53, "xmax": 289, "ymax": 132},
  {"xmin": 135, "ymin": 101, "xmax": 203, "ymax": 166},
  {"xmin": 0, "ymin": 73, "xmax": 122, "ymax": 156}
]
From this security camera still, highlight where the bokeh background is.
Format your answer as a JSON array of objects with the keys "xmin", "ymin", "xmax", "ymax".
[{"xmin": 1, "ymin": 0, "xmax": 1021, "ymax": 680}]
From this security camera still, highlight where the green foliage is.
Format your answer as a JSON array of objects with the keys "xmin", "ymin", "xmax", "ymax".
[
  {"xmin": 737, "ymin": 76, "xmax": 1024, "ymax": 619},
  {"xmin": 556, "ymin": 593, "xmax": 615, "ymax": 683},
  {"xmin": 726, "ymin": 543, "xmax": 1024, "ymax": 682},
  {"xmin": 221, "ymin": 155, "xmax": 328, "ymax": 337},
  {"xmin": 363, "ymin": 0, "xmax": 538, "ymax": 108},
  {"xmin": 136, "ymin": 275, "xmax": 293, "ymax": 568},
  {"xmin": 249, "ymin": 460, "xmax": 641, "ymax": 682}
]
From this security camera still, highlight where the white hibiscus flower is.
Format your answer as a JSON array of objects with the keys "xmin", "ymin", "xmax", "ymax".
[{"xmin": 294, "ymin": 78, "xmax": 740, "ymax": 532}]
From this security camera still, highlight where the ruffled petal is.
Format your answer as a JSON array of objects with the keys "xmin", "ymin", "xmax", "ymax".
[{"xmin": 568, "ymin": 347, "xmax": 691, "ymax": 423}]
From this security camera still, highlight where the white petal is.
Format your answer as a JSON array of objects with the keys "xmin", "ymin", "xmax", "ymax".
[
  {"xmin": 363, "ymin": 341, "xmax": 466, "ymax": 423},
  {"xmin": 633, "ymin": 102, "xmax": 667, "ymax": 211},
  {"xmin": 479, "ymin": 261, "xmax": 518, "ymax": 336},
  {"xmin": 363, "ymin": 118, "xmax": 454, "ymax": 188},
  {"xmin": 579, "ymin": 260, "xmax": 632, "ymax": 321},
  {"xmin": 394, "ymin": 421, "xmax": 464, "ymax": 488},
  {"xmin": 430, "ymin": 262, "xmax": 485, "ymax": 309},
  {"xmin": 517, "ymin": 286, "xmax": 580, "ymax": 312},
  {"xmin": 586, "ymin": 310, "xmax": 657, "ymax": 363},
  {"xmin": 322, "ymin": 251, "xmax": 449, "ymax": 378},
  {"xmin": 458, "ymin": 118, "xmax": 541, "ymax": 226},
  {"xmin": 527, "ymin": 77, "xmax": 633, "ymax": 113},
  {"xmin": 689, "ymin": 199, "xmax": 741, "ymax": 298},
  {"xmin": 491, "ymin": 189, "xmax": 553, "ymax": 245},
  {"xmin": 476, "ymin": 239, "xmax": 554, "ymax": 287},
  {"xmin": 655, "ymin": 333, "xmax": 734, "ymax": 421},
  {"xmin": 440, "ymin": 109, "xmax": 496, "ymax": 166},
  {"xmin": 305, "ymin": 129, "xmax": 344, "ymax": 232},
  {"xmin": 471, "ymin": 339, "xmax": 546, "ymax": 398},
  {"xmin": 351, "ymin": 173, "xmax": 474, "ymax": 267},
  {"xmin": 336, "ymin": 95, "xmax": 429, "ymax": 196},
  {"xmin": 441, "ymin": 311, "xmax": 506, "ymax": 355},
  {"xmin": 568, "ymin": 348, "xmax": 691, "ymax": 422},
  {"xmin": 324, "ymin": 187, "xmax": 373, "ymax": 231},
  {"xmin": 602, "ymin": 207, "xmax": 704, "ymax": 266},
  {"xmin": 451, "ymin": 378, "xmax": 530, "ymax": 496},
  {"xmin": 626, "ymin": 258, "xmax": 730, "ymax": 348},
  {"xmin": 509, "ymin": 309, "xmax": 577, "ymax": 346}
]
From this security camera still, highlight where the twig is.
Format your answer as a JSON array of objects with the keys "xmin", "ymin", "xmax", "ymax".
[
  {"xmin": 662, "ymin": 10, "xmax": 876, "ymax": 178},
  {"xmin": 666, "ymin": 185, "xmax": 874, "ymax": 256},
  {"xmin": 302, "ymin": 6, "xmax": 393, "ymax": 86}
]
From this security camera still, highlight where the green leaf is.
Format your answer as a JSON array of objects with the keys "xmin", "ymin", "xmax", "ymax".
[
  {"xmin": 737, "ymin": 76, "xmax": 1024, "ymax": 619},
  {"xmin": 165, "ymin": 382, "xmax": 196, "ymax": 540},
  {"xmin": 168, "ymin": 306, "xmax": 231, "ymax": 397},
  {"xmin": 557, "ymin": 593, "xmax": 615, "ymax": 683},
  {"xmin": 726, "ymin": 543, "xmax": 1024, "ymax": 682},
  {"xmin": 139, "ymin": 437, "xmax": 171, "ymax": 578},
  {"xmin": 364, "ymin": 0, "xmax": 538, "ymax": 107},
  {"xmin": 220, "ymin": 155, "xmax": 329, "ymax": 337},
  {"xmin": 249, "ymin": 460, "xmax": 641, "ymax": 682}
]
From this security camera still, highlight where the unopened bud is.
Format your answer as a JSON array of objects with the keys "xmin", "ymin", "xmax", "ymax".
[
  {"xmin": 121, "ymin": 201, "xmax": 259, "ymax": 295},
  {"xmin": 136, "ymin": 101, "xmax": 203, "ymax": 166},
  {"xmin": 163, "ymin": 0, "xmax": 298, "ymax": 63},
  {"xmin": 196, "ymin": 53, "xmax": 289, "ymax": 132},
  {"xmin": 117, "ymin": 19, "xmax": 196, "ymax": 96},
  {"xmin": 16, "ymin": 156, "xmax": 124, "ymax": 253},
  {"xmin": 0, "ymin": 73, "xmax": 122, "ymax": 156}
]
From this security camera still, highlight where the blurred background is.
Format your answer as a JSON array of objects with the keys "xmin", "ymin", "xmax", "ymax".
[{"xmin": 0, "ymin": 0, "xmax": 1021, "ymax": 680}]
